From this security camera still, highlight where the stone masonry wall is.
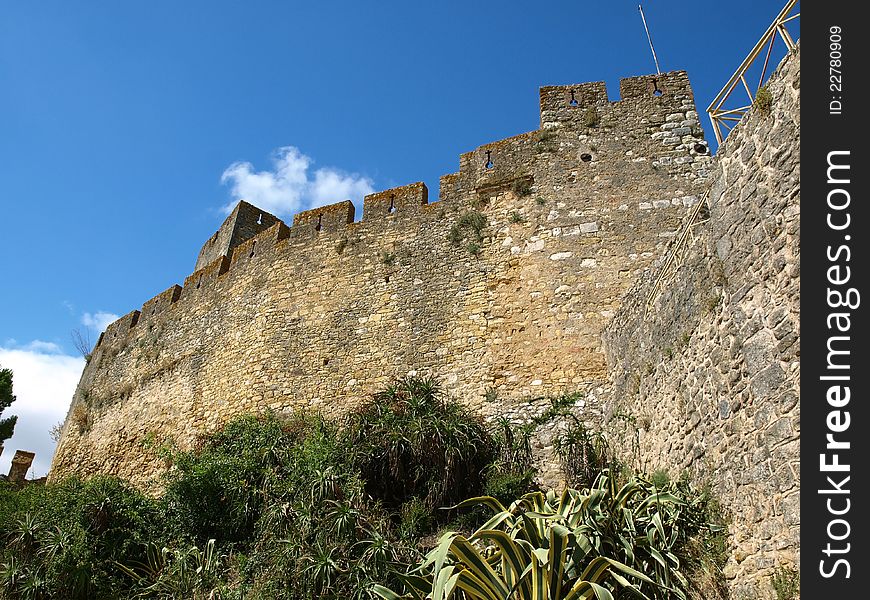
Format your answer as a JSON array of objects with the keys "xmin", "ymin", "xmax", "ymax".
[
  {"xmin": 51, "ymin": 70, "xmax": 713, "ymax": 490},
  {"xmin": 602, "ymin": 46, "xmax": 800, "ymax": 599}
]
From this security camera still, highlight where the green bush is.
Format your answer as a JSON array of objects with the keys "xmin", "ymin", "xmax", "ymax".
[
  {"xmin": 162, "ymin": 412, "xmax": 389, "ymax": 598},
  {"xmin": 0, "ymin": 379, "xmax": 729, "ymax": 600},
  {"xmin": 377, "ymin": 472, "xmax": 726, "ymax": 600},
  {"xmin": 448, "ymin": 211, "xmax": 487, "ymax": 253},
  {"xmin": 582, "ymin": 106, "xmax": 600, "ymax": 127},
  {"xmin": 555, "ymin": 420, "xmax": 619, "ymax": 489},
  {"xmin": 162, "ymin": 413, "xmax": 293, "ymax": 545},
  {"xmin": 772, "ymin": 564, "xmax": 799, "ymax": 600},
  {"xmin": 347, "ymin": 377, "xmax": 496, "ymax": 514},
  {"xmin": 0, "ymin": 476, "xmax": 160, "ymax": 600},
  {"xmin": 754, "ymin": 85, "xmax": 773, "ymax": 115},
  {"xmin": 512, "ymin": 178, "xmax": 533, "ymax": 197},
  {"xmin": 534, "ymin": 131, "xmax": 558, "ymax": 154},
  {"xmin": 508, "ymin": 211, "xmax": 525, "ymax": 224}
]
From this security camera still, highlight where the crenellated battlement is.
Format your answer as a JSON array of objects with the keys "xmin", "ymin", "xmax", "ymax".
[
  {"xmin": 194, "ymin": 201, "xmax": 281, "ymax": 271},
  {"xmin": 93, "ymin": 69, "xmax": 713, "ymax": 354},
  {"xmin": 182, "ymin": 255, "xmax": 230, "ymax": 299},
  {"xmin": 293, "ymin": 200, "xmax": 355, "ymax": 234},
  {"xmin": 56, "ymin": 68, "xmax": 715, "ymax": 492},
  {"xmin": 363, "ymin": 182, "xmax": 429, "ymax": 220},
  {"xmin": 539, "ymin": 70, "xmax": 693, "ymax": 129}
]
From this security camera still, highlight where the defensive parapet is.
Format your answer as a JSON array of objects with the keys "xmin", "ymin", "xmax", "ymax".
[
  {"xmin": 363, "ymin": 182, "xmax": 429, "ymax": 220},
  {"xmin": 195, "ymin": 201, "xmax": 281, "ymax": 271},
  {"xmin": 52, "ymin": 69, "xmax": 714, "ymax": 492}
]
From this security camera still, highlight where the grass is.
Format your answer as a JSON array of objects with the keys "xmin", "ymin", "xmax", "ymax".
[
  {"xmin": 754, "ymin": 85, "xmax": 773, "ymax": 115},
  {"xmin": 650, "ymin": 469, "xmax": 670, "ymax": 488},
  {"xmin": 508, "ymin": 211, "xmax": 525, "ymax": 224},
  {"xmin": 534, "ymin": 130, "xmax": 558, "ymax": 154},
  {"xmin": 512, "ymin": 178, "xmax": 533, "ymax": 197},
  {"xmin": 70, "ymin": 402, "xmax": 90, "ymax": 432},
  {"xmin": 448, "ymin": 210, "xmax": 487, "ymax": 255},
  {"xmin": 583, "ymin": 106, "xmax": 600, "ymax": 127},
  {"xmin": 772, "ymin": 564, "xmax": 800, "ymax": 600}
]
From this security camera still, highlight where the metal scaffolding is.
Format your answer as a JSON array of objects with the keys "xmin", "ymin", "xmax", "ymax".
[{"xmin": 706, "ymin": 0, "xmax": 800, "ymax": 144}]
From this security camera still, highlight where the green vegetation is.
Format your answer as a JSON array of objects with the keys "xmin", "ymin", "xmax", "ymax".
[
  {"xmin": 376, "ymin": 472, "xmax": 725, "ymax": 600},
  {"xmin": 0, "ymin": 379, "xmax": 727, "ymax": 599},
  {"xmin": 448, "ymin": 211, "xmax": 487, "ymax": 255},
  {"xmin": 555, "ymin": 420, "xmax": 619, "ymax": 489},
  {"xmin": 772, "ymin": 564, "xmax": 799, "ymax": 600},
  {"xmin": 508, "ymin": 211, "xmax": 525, "ymax": 224},
  {"xmin": 0, "ymin": 366, "xmax": 17, "ymax": 444},
  {"xmin": 582, "ymin": 106, "xmax": 600, "ymax": 128},
  {"xmin": 754, "ymin": 85, "xmax": 773, "ymax": 115},
  {"xmin": 512, "ymin": 178, "xmax": 533, "ymax": 198},
  {"xmin": 533, "ymin": 131, "xmax": 558, "ymax": 154},
  {"xmin": 0, "ymin": 476, "xmax": 162, "ymax": 599},
  {"xmin": 347, "ymin": 377, "xmax": 494, "ymax": 513}
]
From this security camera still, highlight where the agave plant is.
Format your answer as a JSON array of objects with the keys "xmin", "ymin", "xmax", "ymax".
[
  {"xmin": 374, "ymin": 473, "xmax": 699, "ymax": 600},
  {"xmin": 117, "ymin": 538, "xmax": 223, "ymax": 599}
]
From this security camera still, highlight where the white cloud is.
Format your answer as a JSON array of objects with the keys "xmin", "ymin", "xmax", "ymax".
[
  {"xmin": 22, "ymin": 340, "xmax": 63, "ymax": 354},
  {"xmin": 220, "ymin": 146, "xmax": 374, "ymax": 217},
  {"xmin": 81, "ymin": 311, "xmax": 119, "ymax": 332},
  {"xmin": 0, "ymin": 345, "xmax": 84, "ymax": 479}
]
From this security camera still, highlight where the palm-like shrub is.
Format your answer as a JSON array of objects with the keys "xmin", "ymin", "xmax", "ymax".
[
  {"xmin": 0, "ymin": 477, "xmax": 159, "ymax": 600},
  {"xmin": 375, "ymin": 472, "xmax": 721, "ymax": 600},
  {"xmin": 347, "ymin": 377, "xmax": 496, "ymax": 512}
]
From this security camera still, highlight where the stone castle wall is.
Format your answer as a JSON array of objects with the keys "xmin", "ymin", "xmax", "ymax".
[
  {"xmin": 601, "ymin": 46, "xmax": 800, "ymax": 599},
  {"xmin": 51, "ymin": 70, "xmax": 713, "ymax": 489}
]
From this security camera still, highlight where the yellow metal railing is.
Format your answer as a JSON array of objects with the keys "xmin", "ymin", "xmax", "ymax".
[
  {"xmin": 644, "ymin": 192, "xmax": 709, "ymax": 316},
  {"xmin": 707, "ymin": 0, "xmax": 800, "ymax": 144}
]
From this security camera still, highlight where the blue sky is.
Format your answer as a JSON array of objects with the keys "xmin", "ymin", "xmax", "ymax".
[{"xmin": 0, "ymin": 1, "xmax": 797, "ymax": 476}]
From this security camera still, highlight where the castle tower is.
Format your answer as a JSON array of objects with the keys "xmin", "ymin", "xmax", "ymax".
[{"xmin": 194, "ymin": 201, "xmax": 281, "ymax": 271}]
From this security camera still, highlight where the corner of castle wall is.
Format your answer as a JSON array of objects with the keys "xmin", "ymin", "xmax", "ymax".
[
  {"xmin": 228, "ymin": 220, "xmax": 292, "ymax": 269},
  {"xmin": 194, "ymin": 201, "xmax": 284, "ymax": 271}
]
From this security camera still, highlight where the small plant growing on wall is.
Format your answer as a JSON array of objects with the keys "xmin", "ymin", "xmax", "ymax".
[
  {"xmin": 772, "ymin": 564, "xmax": 800, "ymax": 600},
  {"xmin": 533, "ymin": 130, "xmax": 558, "ymax": 154},
  {"xmin": 380, "ymin": 251, "xmax": 396, "ymax": 266},
  {"xmin": 448, "ymin": 210, "xmax": 487, "ymax": 255},
  {"xmin": 754, "ymin": 85, "xmax": 773, "ymax": 115},
  {"xmin": 583, "ymin": 106, "xmax": 600, "ymax": 127},
  {"xmin": 508, "ymin": 211, "xmax": 525, "ymax": 224},
  {"xmin": 512, "ymin": 177, "xmax": 533, "ymax": 197},
  {"xmin": 71, "ymin": 402, "xmax": 90, "ymax": 433}
]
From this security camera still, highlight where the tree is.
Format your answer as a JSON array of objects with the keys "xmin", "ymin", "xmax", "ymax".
[{"xmin": 0, "ymin": 365, "xmax": 17, "ymax": 444}]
